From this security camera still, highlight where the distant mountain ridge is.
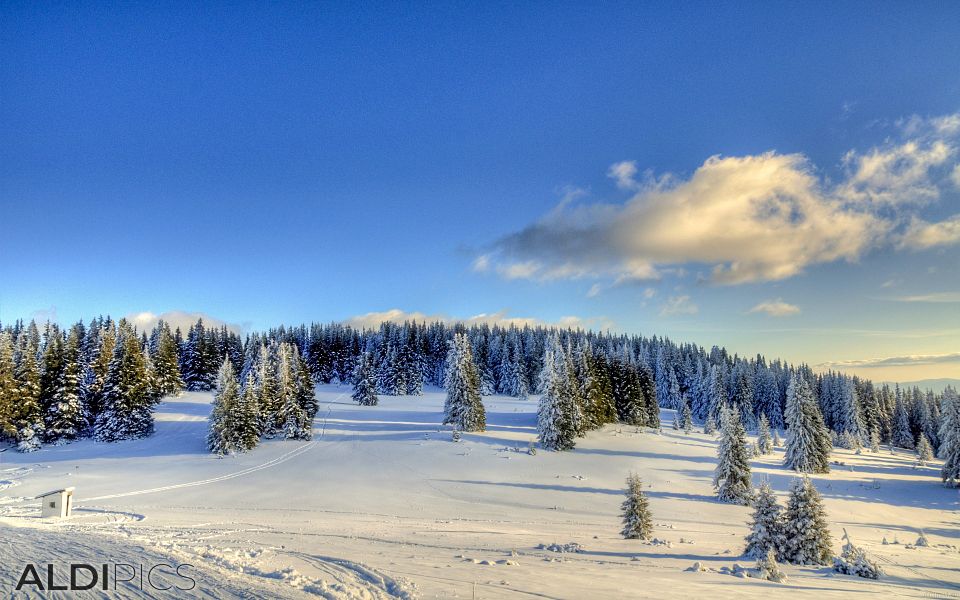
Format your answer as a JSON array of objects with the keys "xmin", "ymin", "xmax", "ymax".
[{"xmin": 883, "ymin": 378, "xmax": 960, "ymax": 393}]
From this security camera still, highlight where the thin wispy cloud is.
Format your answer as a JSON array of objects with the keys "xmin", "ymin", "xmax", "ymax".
[
  {"xmin": 479, "ymin": 112, "xmax": 960, "ymax": 286},
  {"xmin": 660, "ymin": 295, "xmax": 698, "ymax": 317},
  {"xmin": 884, "ymin": 292, "xmax": 960, "ymax": 303},
  {"xmin": 748, "ymin": 299, "xmax": 801, "ymax": 317},
  {"xmin": 819, "ymin": 352, "xmax": 960, "ymax": 369}
]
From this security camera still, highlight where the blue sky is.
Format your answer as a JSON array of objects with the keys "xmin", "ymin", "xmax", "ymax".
[{"xmin": 1, "ymin": 2, "xmax": 959, "ymax": 381}]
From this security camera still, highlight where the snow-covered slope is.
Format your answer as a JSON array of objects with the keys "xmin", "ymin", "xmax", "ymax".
[{"xmin": 1, "ymin": 386, "xmax": 958, "ymax": 598}]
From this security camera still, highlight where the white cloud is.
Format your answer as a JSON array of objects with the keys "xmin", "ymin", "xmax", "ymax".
[
  {"xmin": 748, "ymin": 299, "xmax": 801, "ymax": 317},
  {"xmin": 481, "ymin": 112, "xmax": 960, "ymax": 286},
  {"xmin": 607, "ymin": 160, "xmax": 640, "ymax": 190},
  {"xmin": 29, "ymin": 306, "xmax": 58, "ymax": 324},
  {"xmin": 898, "ymin": 214, "xmax": 960, "ymax": 250},
  {"xmin": 344, "ymin": 308, "xmax": 615, "ymax": 331},
  {"xmin": 586, "ymin": 283, "xmax": 603, "ymax": 298},
  {"xmin": 643, "ymin": 287, "xmax": 657, "ymax": 299},
  {"xmin": 660, "ymin": 295, "xmax": 698, "ymax": 317},
  {"xmin": 471, "ymin": 254, "xmax": 491, "ymax": 272},
  {"xmin": 126, "ymin": 311, "xmax": 246, "ymax": 335},
  {"xmin": 818, "ymin": 352, "xmax": 960, "ymax": 369}
]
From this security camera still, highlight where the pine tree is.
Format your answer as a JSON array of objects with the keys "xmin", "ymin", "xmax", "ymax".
[
  {"xmin": 703, "ymin": 413, "xmax": 717, "ymax": 435},
  {"xmin": 13, "ymin": 330, "xmax": 43, "ymax": 451},
  {"xmin": 891, "ymin": 390, "xmax": 914, "ymax": 449},
  {"xmin": 745, "ymin": 481, "xmax": 785, "ymax": 559},
  {"xmin": 714, "ymin": 405, "xmax": 753, "ymax": 504},
  {"xmin": 834, "ymin": 531, "xmax": 883, "ymax": 579},
  {"xmin": 537, "ymin": 339, "xmax": 578, "ymax": 451},
  {"xmin": 443, "ymin": 333, "xmax": 486, "ymax": 433},
  {"xmin": 916, "ymin": 433, "xmax": 933, "ymax": 465},
  {"xmin": 276, "ymin": 342, "xmax": 312, "ymax": 440},
  {"xmin": 938, "ymin": 387, "xmax": 960, "ymax": 486},
  {"xmin": 45, "ymin": 324, "xmax": 84, "ymax": 441},
  {"xmin": 620, "ymin": 473, "xmax": 653, "ymax": 540},
  {"xmin": 757, "ymin": 413, "xmax": 773, "ymax": 455},
  {"xmin": 253, "ymin": 345, "xmax": 280, "ymax": 435},
  {"xmin": 352, "ymin": 351, "xmax": 379, "ymax": 406},
  {"xmin": 208, "ymin": 358, "xmax": 242, "ymax": 455},
  {"xmin": 0, "ymin": 331, "xmax": 19, "ymax": 441},
  {"xmin": 680, "ymin": 397, "xmax": 693, "ymax": 434},
  {"xmin": 782, "ymin": 477, "xmax": 833, "ymax": 565},
  {"xmin": 95, "ymin": 322, "xmax": 156, "ymax": 442},
  {"xmin": 234, "ymin": 372, "xmax": 261, "ymax": 452},
  {"xmin": 783, "ymin": 376, "xmax": 831, "ymax": 474},
  {"xmin": 756, "ymin": 548, "xmax": 787, "ymax": 583},
  {"xmin": 152, "ymin": 324, "xmax": 184, "ymax": 397}
]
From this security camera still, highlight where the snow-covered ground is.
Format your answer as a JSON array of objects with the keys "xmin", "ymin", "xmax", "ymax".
[{"xmin": 1, "ymin": 386, "xmax": 959, "ymax": 599}]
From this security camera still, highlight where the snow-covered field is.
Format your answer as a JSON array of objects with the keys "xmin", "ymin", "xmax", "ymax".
[{"xmin": 1, "ymin": 386, "xmax": 959, "ymax": 599}]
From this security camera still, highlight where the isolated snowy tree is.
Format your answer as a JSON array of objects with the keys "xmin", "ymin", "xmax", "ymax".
[
  {"xmin": 756, "ymin": 548, "xmax": 787, "ymax": 583},
  {"xmin": 783, "ymin": 376, "xmax": 831, "ymax": 474},
  {"xmin": 714, "ymin": 405, "xmax": 753, "ymax": 504},
  {"xmin": 703, "ymin": 413, "xmax": 717, "ymax": 435},
  {"xmin": 351, "ymin": 351, "xmax": 379, "ymax": 406},
  {"xmin": 744, "ymin": 481, "xmax": 785, "ymax": 559},
  {"xmin": 443, "ymin": 333, "xmax": 486, "ymax": 432},
  {"xmin": 538, "ymin": 339, "xmax": 579, "ymax": 451},
  {"xmin": 680, "ymin": 397, "xmax": 693, "ymax": 434},
  {"xmin": 620, "ymin": 473, "xmax": 653, "ymax": 540},
  {"xmin": 757, "ymin": 413, "xmax": 773, "ymax": 455},
  {"xmin": 208, "ymin": 358, "xmax": 242, "ymax": 455},
  {"xmin": 782, "ymin": 477, "xmax": 832, "ymax": 565},
  {"xmin": 916, "ymin": 433, "xmax": 934, "ymax": 465},
  {"xmin": 834, "ymin": 530, "xmax": 883, "ymax": 579},
  {"xmin": 938, "ymin": 387, "xmax": 960, "ymax": 486}
]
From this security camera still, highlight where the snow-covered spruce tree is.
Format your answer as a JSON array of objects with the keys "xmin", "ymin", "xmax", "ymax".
[
  {"xmin": 834, "ymin": 531, "xmax": 883, "ymax": 579},
  {"xmin": 744, "ymin": 481, "xmax": 785, "ymax": 559},
  {"xmin": 442, "ymin": 333, "xmax": 486, "ymax": 433},
  {"xmin": 0, "ymin": 331, "xmax": 17, "ymax": 441},
  {"xmin": 756, "ymin": 548, "xmax": 787, "ymax": 583},
  {"xmin": 234, "ymin": 372, "xmax": 261, "ymax": 452},
  {"xmin": 916, "ymin": 433, "xmax": 934, "ymax": 465},
  {"xmin": 537, "ymin": 338, "xmax": 579, "ymax": 451},
  {"xmin": 44, "ymin": 324, "xmax": 84, "ymax": 442},
  {"xmin": 703, "ymin": 412, "xmax": 717, "ymax": 435},
  {"xmin": 253, "ymin": 344, "xmax": 280, "ymax": 435},
  {"xmin": 13, "ymin": 330, "xmax": 43, "ymax": 451},
  {"xmin": 295, "ymin": 348, "xmax": 318, "ymax": 420},
  {"xmin": 939, "ymin": 387, "xmax": 960, "ymax": 486},
  {"xmin": 782, "ymin": 477, "xmax": 833, "ymax": 565},
  {"xmin": 151, "ymin": 324, "xmax": 184, "ymax": 397},
  {"xmin": 351, "ymin": 351, "xmax": 379, "ymax": 406},
  {"xmin": 891, "ymin": 389, "xmax": 914, "ymax": 449},
  {"xmin": 680, "ymin": 397, "xmax": 693, "ymax": 434},
  {"xmin": 208, "ymin": 358, "xmax": 242, "ymax": 455},
  {"xmin": 783, "ymin": 376, "xmax": 831, "ymax": 474},
  {"xmin": 578, "ymin": 344, "xmax": 615, "ymax": 430},
  {"xmin": 757, "ymin": 413, "xmax": 773, "ymax": 455},
  {"xmin": 276, "ymin": 342, "xmax": 312, "ymax": 440},
  {"xmin": 95, "ymin": 322, "xmax": 157, "ymax": 442},
  {"xmin": 714, "ymin": 405, "xmax": 753, "ymax": 504},
  {"xmin": 611, "ymin": 352, "xmax": 647, "ymax": 427},
  {"xmin": 620, "ymin": 472, "xmax": 653, "ymax": 540}
]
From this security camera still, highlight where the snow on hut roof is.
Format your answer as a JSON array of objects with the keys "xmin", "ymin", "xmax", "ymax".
[{"xmin": 35, "ymin": 487, "xmax": 75, "ymax": 499}]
